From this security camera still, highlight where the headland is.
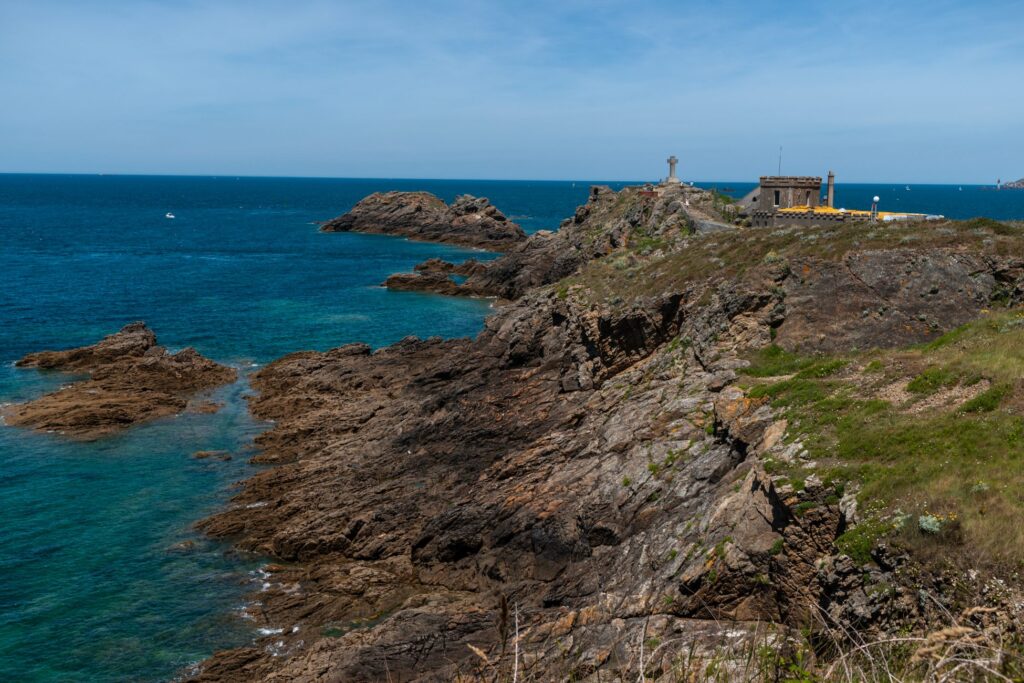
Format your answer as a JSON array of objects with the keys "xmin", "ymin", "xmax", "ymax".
[{"xmin": 178, "ymin": 176, "xmax": 1024, "ymax": 681}]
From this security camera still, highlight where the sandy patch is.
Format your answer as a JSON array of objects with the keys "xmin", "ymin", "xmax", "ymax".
[{"xmin": 877, "ymin": 378, "xmax": 991, "ymax": 413}]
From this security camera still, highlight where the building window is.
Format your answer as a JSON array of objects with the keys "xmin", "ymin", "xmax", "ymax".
[
  {"xmin": 773, "ymin": 190, "xmax": 780, "ymax": 207},
  {"xmin": 806, "ymin": 190, "xmax": 811, "ymax": 205}
]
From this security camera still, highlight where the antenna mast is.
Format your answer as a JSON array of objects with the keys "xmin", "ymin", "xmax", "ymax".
[{"xmin": 777, "ymin": 146, "xmax": 782, "ymax": 175}]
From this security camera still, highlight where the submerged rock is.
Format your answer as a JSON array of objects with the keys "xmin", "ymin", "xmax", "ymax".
[
  {"xmin": 194, "ymin": 450, "xmax": 232, "ymax": 461},
  {"xmin": 4, "ymin": 323, "xmax": 236, "ymax": 440}
]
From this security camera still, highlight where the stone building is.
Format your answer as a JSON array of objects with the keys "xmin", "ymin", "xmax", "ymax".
[
  {"xmin": 740, "ymin": 171, "xmax": 935, "ymax": 228},
  {"xmin": 749, "ymin": 176, "xmax": 822, "ymax": 211},
  {"xmin": 743, "ymin": 170, "xmax": 910, "ymax": 228}
]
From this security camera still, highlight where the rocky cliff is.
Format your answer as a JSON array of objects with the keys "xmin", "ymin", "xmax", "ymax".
[
  {"xmin": 190, "ymin": 191, "xmax": 1024, "ymax": 681},
  {"xmin": 381, "ymin": 183, "xmax": 719, "ymax": 300},
  {"xmin": 320, "ymin": 192, "xmax": 527, "ymax": 250},
  {"xmin": 5, "ymin": 323, "xmax": 236, "ymax": 439}
]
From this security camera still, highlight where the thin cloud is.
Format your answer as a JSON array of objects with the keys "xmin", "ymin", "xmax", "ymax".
[{"xmin": 0, "ymin": 0, "xmax": 1021, "ymax": 181}]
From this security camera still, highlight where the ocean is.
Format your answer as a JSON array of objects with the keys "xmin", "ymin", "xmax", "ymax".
[{"xmin": 1, "ymin": 174, "xmax": 1022, "ymax": 682}]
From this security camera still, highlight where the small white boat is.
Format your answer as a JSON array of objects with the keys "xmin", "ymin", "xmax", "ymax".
[
  {"xmin": 959, "ymin": 186, "xmax": 963, "ymax": 191},
  {"xmin": 165, "ymin": 212, "xmax": 175, "ymax": 219},
  {"xmin": 905, "ymin": 185, "xmax": 911, "ymax": 191}
]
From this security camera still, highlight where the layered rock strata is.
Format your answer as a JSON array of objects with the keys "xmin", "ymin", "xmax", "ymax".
[
  {"xmin": 5, "ymin": 323, "xmax": 236, "ymax": 440},
  {"xmin": 321, "ymin": 192, "xmax": 526, "ymax": 250},
  {"xmin": 189, "ymin": 186, "xmax": 1024, "ymax": 681}
]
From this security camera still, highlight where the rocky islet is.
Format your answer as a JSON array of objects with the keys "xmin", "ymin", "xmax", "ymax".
[
  {"xmin": 5, "ymin": 322, "xmax": 237, "ymax": 440},
  {"xmin": 320, "ymin": 191, "xmax": 527, "ymax": 250}
]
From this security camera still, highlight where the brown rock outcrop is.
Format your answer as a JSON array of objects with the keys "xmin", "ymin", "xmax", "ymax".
[
  {"xmin": 4, "ymin": 323, "xmax": 236, "ymax": 440},
  {"xmin": 415, "ymin": 257, "xmax": 489, "ymax": 277},
  {"xmin": 321, "ymin": 192, "xmax": 526, "ymax": 250},
  {"xmin": 381, "ymin": 183, "xmax": 709, "ymax": 300},
  {"xmin": 383, "ymin": 257, "xmax": 493, "ymax": 297},
  {"xmin": 383, "ymin": 270, "xmax": 463, "ymax": 296},
  {"xmin": 189, "ymin": 185, "xmax": 1024, "ymax": 681}
]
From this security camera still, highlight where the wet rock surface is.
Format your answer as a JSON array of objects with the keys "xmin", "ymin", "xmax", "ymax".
[
  {"xmin": 4, "ymin": 323, "xmax": 236, "ymax": 440},
  {"xmin": 320, "ymin": 192, "xmax": 526, "ymax": 250},
  {"xmin": 188, "ymin": 187, "xmax": 1024, "ymax": 681}
]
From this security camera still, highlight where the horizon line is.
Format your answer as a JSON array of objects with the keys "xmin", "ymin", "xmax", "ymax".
[{"xmin": 0, "ymin": 171, "xmax": 1011, "ymax": 187}]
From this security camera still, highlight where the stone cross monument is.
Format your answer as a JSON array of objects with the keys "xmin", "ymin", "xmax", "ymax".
[{"xmin": 665, "ymin": 155, "xmax": 681, "ymax": 184}]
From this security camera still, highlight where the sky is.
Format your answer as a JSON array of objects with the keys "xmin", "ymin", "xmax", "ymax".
[{"xmin": 1, "ymin": 0, "xmax": 1022, "ymax": 183}]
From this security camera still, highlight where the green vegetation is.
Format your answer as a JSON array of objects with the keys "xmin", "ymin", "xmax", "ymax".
[
  {"xmin": 835, "ymin": 518, "xmax": 894, "ymax": 565},
  {"xmin": 961, "ymin": 216, "xmax": 1023, "ymax": 236},
  {"xmin": 558, "ymin": 215, "xmax": 1024, "ymax": 308},
  {"xmin": 631, "ymin": 235, "xmax": 668, "ymax": 254},
  {"xmin": 960, "ymin": 383, "xmax": 1011, "ymax": 413},
  {"xmin": 741, "ymin": 311, "xmax": 1024, "ymax": 569},
  {"xmin": 863, "ymin": 359, "xmax": 884, "ymax": 373},
  {"xmin": 743, "ymin": 345, "xmax": 819, "ymax": 377},
  {"xmin": 906, "ymin": 366, "xmax": 959, "ymax": 394}
]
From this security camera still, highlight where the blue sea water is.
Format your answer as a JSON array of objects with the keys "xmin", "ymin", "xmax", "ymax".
[{"xmin": 0, "ymin": 174, "xmax": 1022, "ymax": 682}]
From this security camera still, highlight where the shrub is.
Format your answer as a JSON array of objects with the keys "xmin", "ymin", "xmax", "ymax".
[
  {"xmin": 959, "ymin": 383, "xmax": 1010, "ymax": 413},
  {"xmin": 835, "ymin": 519, "xmax": 891, "ymax": 565},
  {"xmin": 906, "ymin": 367, "xmax": 958, "ymax": 394},
  {"xmin": 918, "ymin": 514, "xmax": 942, "ymax": 534}
]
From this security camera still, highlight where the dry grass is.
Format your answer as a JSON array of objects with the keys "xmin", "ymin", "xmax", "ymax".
[
  {"xmin": 560, "ymin": 218, "xmax": 1024, "ymax": 308},
  {"xmin": 456, "ymin": 599, "xmax": 1024, "ymax": 682}
]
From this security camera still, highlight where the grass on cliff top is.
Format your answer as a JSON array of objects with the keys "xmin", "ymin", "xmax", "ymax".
[
  {"xmin": 559, "ymin": 217, "xmax": 1024, "ymax": 306},
  {"xmin": 740, "ymin": 309, "xmax": 1024, "ymax": 571}
]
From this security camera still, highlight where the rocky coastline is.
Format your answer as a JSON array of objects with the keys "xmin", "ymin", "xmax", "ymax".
[
  {"xmin": 4, "ymin": 323, "xmax": 236, "ymax": 440},
  {"xmin": 12, "ymin": 186, "xmax": 1021, "ymax": 679},
  {"xmin": 185, "ymin": 186, "xmax": 1024, "ymax": 681}
]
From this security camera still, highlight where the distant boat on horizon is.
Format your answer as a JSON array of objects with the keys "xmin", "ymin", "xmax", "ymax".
[
  {"xmin": 905, "ymin": 185, "xmax": 911, "ymax": 191},
  {"xmin": 165, "ymin": 212, "xmax": 175, "ymax": 219}
]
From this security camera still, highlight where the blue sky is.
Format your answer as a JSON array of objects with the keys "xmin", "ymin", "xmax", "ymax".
[{"xmin": 1, "ymin": 0, "xmax": 1021, "ymax": 182}]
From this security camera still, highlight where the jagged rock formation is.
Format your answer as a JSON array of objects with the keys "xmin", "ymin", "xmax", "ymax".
[
  {"xmin": 382, "ymin": 258, "xmax": 490, "ymax": 296},
  {"xmin": 320, "ymin": 192, "xmax": 527, "ymax": 250},
  {"xmin": 5, "ymin": 323, "xmax": 236, "ymax": 440},
  {"xmin": 383, "ymin": 183, "xmax": 713, "ymax": 300},
  {"xmin": 1005, "ymin": 178, "xmax": 1024, "ymax": 189},
  {"xmin": 189, "ymin": 192, "xmax": 1024, "ymax": 681}
]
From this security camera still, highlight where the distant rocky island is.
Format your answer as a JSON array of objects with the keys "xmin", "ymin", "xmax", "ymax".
[
  {"xmin": 320, "ymin": 191, "xmax": 527, "ymax": 250},
  {"xmin": 1005, "ymin": 177, "xmax": 1024, "ymax": 189}
]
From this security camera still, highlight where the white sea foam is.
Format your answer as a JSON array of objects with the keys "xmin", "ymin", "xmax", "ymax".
[{"xmin": 257, "ymin": 627, "xmax": 283, "ymax": 636}]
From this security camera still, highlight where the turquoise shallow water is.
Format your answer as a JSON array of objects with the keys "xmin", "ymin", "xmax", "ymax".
[{"xmin": 1, "ymin": 174, "xmax": 1022, "ymax": 682}]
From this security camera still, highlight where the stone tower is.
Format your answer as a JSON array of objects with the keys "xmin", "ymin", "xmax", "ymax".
[{"xmin": 664, "ymin": 156, "xmax": 681, "ymax": 185}]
